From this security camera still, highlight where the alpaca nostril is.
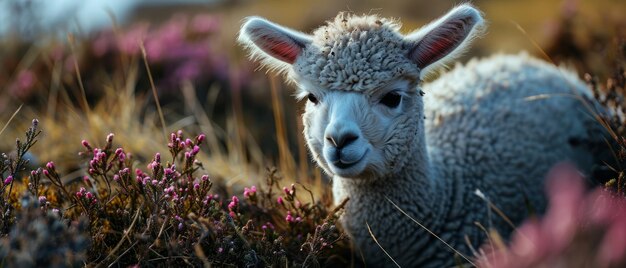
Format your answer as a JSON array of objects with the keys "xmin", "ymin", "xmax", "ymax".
[
  {"xmin": 327, "ymin": 132, "xmax": 359, "ymax": 149},
  {"xmin": 342, "ymin": 133, "xmax": 358, "ymax": 147},
  {"xmin": 326, "ymin": 136, "xmax": 337, "ymax": 147}
]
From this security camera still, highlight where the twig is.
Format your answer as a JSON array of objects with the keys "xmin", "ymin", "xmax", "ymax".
[
  {"xmin": 365, "ymin": 222, "xmax": 401, "ymax": 268},
  {"xmin": 67, "ymin": 33, "xmax": 91, "ymax": 116},
  {"xmin": 140, "ymin": 42, "xmax": 168, "ymax": 143},
  {"xmin": 385, "ymin": 196, "xmax": 476, "ymax": 266},
  {"xmin": 97, "ymin": 204, "xmax": 143, "ymax": 267},
  {"xmin": 108, "ymin": 240, "xmax": 139, "ymax": 268},
  {"xmin": 0, "ymin": 104, "xmax": 22, "ymax": 137}
]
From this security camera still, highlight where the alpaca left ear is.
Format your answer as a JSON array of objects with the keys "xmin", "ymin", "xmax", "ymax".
[
  {"xmin": 406, "ymin": 4, "xmax": 485, "ymax": 77},
  {"xmin": 238, "ymin": 17, "xmax": 312, "ymax": 73}
]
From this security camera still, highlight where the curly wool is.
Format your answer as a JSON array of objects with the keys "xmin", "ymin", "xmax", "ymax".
[{"xmin": 292, "ymin": 13, "xmax": 421, "ymax": 92}]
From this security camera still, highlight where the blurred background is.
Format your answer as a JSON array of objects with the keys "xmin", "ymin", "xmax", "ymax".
[{"xmin": 0, "ymin": 0, "xmax": 624, "ymax": 195}]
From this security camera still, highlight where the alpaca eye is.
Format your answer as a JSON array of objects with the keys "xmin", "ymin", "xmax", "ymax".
[
  {"xmin": 307, "ymin": 93, "xmax": 319, "ymax": 105},
  {"xmin": 380, "ymin": 92, "xmax": 401, "ymax": 108}
]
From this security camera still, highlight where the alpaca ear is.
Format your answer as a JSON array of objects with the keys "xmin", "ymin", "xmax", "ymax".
[
  {"xmin": 406, "ymin": 4, "xmax": 485, "ymax": 77},
  {"xmin": 238, "ymin": 17, "xmax": 312, "ymax": 72}
]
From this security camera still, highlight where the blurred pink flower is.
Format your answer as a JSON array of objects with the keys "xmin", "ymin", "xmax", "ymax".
[
  {"xmin": 9, "ymin": 70, "xmax": 37, "ymax": 99},
  {"xmin": 117, "ymin": 23, "xmax": 148, "ymax": 55},
  {"xmin": 92, "ymin": 30, "xmax": 114, "ymax": 57},
  {"xmin": 191, "ymin": 14, "xmax": 220, "ymax": 34},
  {"xmin": 477, "ymin": 163, "xmax": 626, "ymax": 268}
]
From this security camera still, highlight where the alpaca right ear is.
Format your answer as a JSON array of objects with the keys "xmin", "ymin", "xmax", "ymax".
[
  {"xmin": 238, "ymin": 17, "xmax": 312, "ymax": 72},
  {"xmin": 405, "ymin": 4, "xmax": 485, "ymax": 78}
]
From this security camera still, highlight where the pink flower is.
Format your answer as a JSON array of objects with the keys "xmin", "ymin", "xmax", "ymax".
[
  {"xmin": 285, "ymin": 212, "xmax": 294, "ymax": 223},
  {"xmin": 106, "ymin": 133, "xmax": 114, "ymax": 143},
  {"xmin": 228, "ymin": 195, "xmax": 239, "ymax": 212},
  {"xmin": 3, "ymin": 175, "xmax": 13, "ymax": 185},
  {"xmin": 46, "ymin": 161, "xmax": 55, "ymax": 170},
  {"xmin": 81, "ymin": 140, "xmax": 92, "ymax": 150},
  {"xmin": 243, "ymin": 186, "xmax": 257, "ymax": 198},
  {"xmin": 190, "ymin": 14, "xmax": 219, "ymax": 34},
  {"xmin": 197, "ymin": 134, "xmax": 206, "ymax": 144},
  {"xmin": 477, "ymin": 163, "xmax": 626, "ymax": 267},
  {"xmin": 117, "ymin": 23, "xmax": 148, "ymax": 55},
  {"xmin": 10, "ymin": 70, "xmax": 37, "ymax": 98}
]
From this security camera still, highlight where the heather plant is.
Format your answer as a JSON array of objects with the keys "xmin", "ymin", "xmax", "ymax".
[
  {"xmin": 0, "ymin": 12, "xmax": 237, "ymax": 110},
  {"xmin": 587, "ymin": 44, "xmax": 626, "ymax": 194},
  {"xmin": 0, "ymin": 121, "xmax": 348, "ymax": 267},
  {"xmin": 0, "ymin": 119, "xmax": 40, "ymax": 235}
]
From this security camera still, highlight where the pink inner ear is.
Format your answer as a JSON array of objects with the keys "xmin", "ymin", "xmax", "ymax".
[
  {"xmin": 409, "ymin": 17, "xmax": 473, "ymax": 69},
  {"xmin": 250, "ymin": 27, "xmax": 303, "ymax": 64},
  {"xmin": 262, "ymin": 36, "xmax": 301, "ymax": 64}
]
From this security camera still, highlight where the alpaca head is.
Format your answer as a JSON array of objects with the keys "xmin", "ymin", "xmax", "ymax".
[{"xmin": 239, "ymin": 5, "xmax": 484, "ymax": 180}]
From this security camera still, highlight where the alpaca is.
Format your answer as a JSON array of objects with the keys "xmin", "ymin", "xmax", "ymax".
[{"xmin": 238, "ymin": 4, "xmax": 606, "ymax": 267}]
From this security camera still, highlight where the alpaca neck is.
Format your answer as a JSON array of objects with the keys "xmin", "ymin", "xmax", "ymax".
[{"xmin": 332, "ymin": 131, "xmax": 454, "ymax": 266}]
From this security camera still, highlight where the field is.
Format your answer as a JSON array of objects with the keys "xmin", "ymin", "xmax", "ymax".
[{"xmin": 0, "ymin": 0, "xmax": 625, "ymax": 267}]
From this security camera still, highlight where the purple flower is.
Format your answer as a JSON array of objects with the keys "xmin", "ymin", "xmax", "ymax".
[
  {"xmin": 3, "ymin": 175, "xmax": 13, "ymax": 185},
  {"xmin": 190, "ymin": 14, "xmax": 219, "ymax": 34},
  {"xmin": 46, "ymin": 161, "xmax": 55, "ymax": 170},
  {"xmin": 106, "ymin": 133, "xmax": 114, "ymax": 143},
  {"xmin": 118, "ymin": 152, "xmax": 126, "ymax": 162},
  {"xmin": 191, "ymin": 145, "xmax": 200, "ymax": 156},
  {"xmin": 277, "ymin": 196, "xmax": 284, "ymax": 205},
  {"xmin": 81, "ymin": 140, "xmax": 91, "ymax": 149},
  {"xmin": 228, "ymin": 196, "xmax": 239, "ymax": 210},
  {"xmin": 285, "ymin": 211, "xmax": 294, "ymax": 223},
  {"xmin": 10, "ymin": 70, "xmax": 37, "ymax": 98},
  {"xmin": 38, "ymin": 196, "xmax": 47, "ymax": 204},
  {"xmin": 117, "ymin": 23, "xmax": 148, "ymax": 55},
  {"xmin": 243, "ymin": 186, "xmax": 257, "ymax": 199},
  {"xmin": 197, "ymin": 134, "xmax": 206, "ymax": 144}
]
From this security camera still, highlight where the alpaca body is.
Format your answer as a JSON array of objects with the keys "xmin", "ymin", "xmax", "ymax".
[
  {"xmin": 334, "ymin": 53, "xmax": 602, "ymax": 267},
  {"xmin": 238, "ymin": 4, "xmax": 605, "ymax": 267}
]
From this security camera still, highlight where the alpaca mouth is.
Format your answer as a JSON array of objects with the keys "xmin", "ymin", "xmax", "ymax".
[
  {"xmin": 333, "ymin": 160, "xmax": 358, "ymax": 169},
  {"xmin": 331, "ymin": 149, "xmax": 368, "ymax": 170}
]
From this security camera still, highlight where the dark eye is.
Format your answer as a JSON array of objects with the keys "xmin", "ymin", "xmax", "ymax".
[
  {"xmin": 307, "ymin": 93, "xmax": 319, "ymax": 105},
  {"xmin": 380, "ymin": 92, "xmax": 402, "ymax": 108}
]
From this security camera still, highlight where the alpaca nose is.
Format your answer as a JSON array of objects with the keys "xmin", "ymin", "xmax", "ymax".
[{"xmin": 326, "ymin": 132, "xmax": 358, "ymax": 149}]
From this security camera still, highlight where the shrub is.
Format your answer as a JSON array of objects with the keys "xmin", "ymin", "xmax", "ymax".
[{"xmin": 0, "ymin": 120, "xmax": 349, "ymax": 267}]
